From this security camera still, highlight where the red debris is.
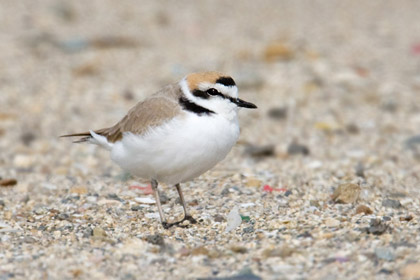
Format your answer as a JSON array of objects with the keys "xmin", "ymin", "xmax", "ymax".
[
  {"xmin": 411, "ymin": 43, "xmax": 420, "ymax": 55},
  {"xmin": 129, "ymin": 184, "xmax": 153, "ymax": 194},
  {"xmin": 263, "ymin": 185, "xmax": 287, "ymax": 193},
  {"xmin": 263, "ymin": 185, "xmax": 273, "ymax": 192}
]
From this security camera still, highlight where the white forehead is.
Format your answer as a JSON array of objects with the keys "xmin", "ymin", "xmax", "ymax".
[{"xmin": 198, "ymin": 82, "xmax": 238, "ymax": 98}]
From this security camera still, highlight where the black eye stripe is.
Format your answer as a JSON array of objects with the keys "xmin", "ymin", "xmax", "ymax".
[
  {"xmin": 207, "ymin": 88, "xmax": 223, "ymax": 96},
  {"xmin": 192, "ymin": 89, "xmax": 209, "ymax": 99},
  {"xmin": 193, "ymin": 88, "xmax": 237, "ymax": 105},
  {"xmin": 193, "ymin": 88, "xmax": 224, "ymax": 99}
]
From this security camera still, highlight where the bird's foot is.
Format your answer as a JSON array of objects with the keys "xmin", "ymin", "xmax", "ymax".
[
  {"xmin": 161, "ymin": 215, "xmax": 198, "ymax": 229},
  {"xmin": 184, "ymin": 215, "xmax": 197, "ymax": 224}
]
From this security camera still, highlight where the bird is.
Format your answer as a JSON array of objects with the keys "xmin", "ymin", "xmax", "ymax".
[{"xmin": 62, "ymin": 71, "xmax": 257, "ymax": 229}]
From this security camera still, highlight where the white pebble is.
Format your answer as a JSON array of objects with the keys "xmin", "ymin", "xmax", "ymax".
[
  {"xmin": 134, "ymin": 197, "xmax": 156, "ymax": 204},
  {"xmin": 240, "ymin": 203, "xmax": 255, "ymax": 208},
  {"xmin": 225, "ymin": 206, "xmax": 242, "ymax": 233},
  {"xmin": 145, "ymin": 213, "xmax": 160, "ymax": 219}
]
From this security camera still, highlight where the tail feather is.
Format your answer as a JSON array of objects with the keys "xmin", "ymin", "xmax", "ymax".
[
  {"xmin": 60, "ymin": 132, "xmax": 92, "ymax": 143},
  {"xmin": 61, "ymin": 130, "xmax": 113, "ymax": 150}
]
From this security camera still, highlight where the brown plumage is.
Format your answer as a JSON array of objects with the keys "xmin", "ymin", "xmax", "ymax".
[
  {"xmin": 186, "ymin": 71, "xmax": 223, "ymax": 91},
  {"xmin": 61, "ymin": 83, "xmax": 183, "ymax": 143}
]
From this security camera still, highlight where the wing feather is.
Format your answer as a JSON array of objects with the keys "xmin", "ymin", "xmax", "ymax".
[{"xmin": 61, "ymin": 83, "xmax": 183, "ymax": 143}]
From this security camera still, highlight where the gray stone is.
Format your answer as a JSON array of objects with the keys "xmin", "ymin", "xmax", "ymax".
[
  {"xmin": 131, "ymin": 205, "xmax": 143, "ymax": 211},
  {"xmin": 364, "ymin": 219, "xmax": 389, "ymax": 235},
  {"xmin": 382, "ymin": 199, "xmax": 402, "ymax": 209},
  {"xmin": 244, "ymin": 144, "xmax": 275, "ymax": 158},
  {"xmin": 198, "ymin": 268, "xmax": 262, "ymax": 280},
  {"xmin": 107, "ymin": 193, "xmax": 124, "ymax": 202},
  {"xmin": 287, "ymin": 142, "xmax": 310, "ymax": 156},
  {"xmin": 145, "ymin": 234, "xmax": 165, "ymax": 246},
  {"xmin": 375, "ymin": 247, "xmax": 395, "ymax": 261},
  {"xmin": 243, "ymin": 226, "xmax": 254, "ymax": 233},
  {"xmin": 57, "ymin": 213, "xmax": 70, "ymax": 220},
  {"xmin": 267, "ymin": 107, "xmax": 287, "ymax": 120}
]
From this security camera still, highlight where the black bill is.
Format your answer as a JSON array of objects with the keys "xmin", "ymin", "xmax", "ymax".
[{"xmin": 232, "ymin": 98, "xmax": 257, "ymax": 109}]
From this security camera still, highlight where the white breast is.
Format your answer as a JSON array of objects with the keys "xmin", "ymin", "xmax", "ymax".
[{"xmin": 110, "ymin": 112, "xmax": 240, "ymax": 185}]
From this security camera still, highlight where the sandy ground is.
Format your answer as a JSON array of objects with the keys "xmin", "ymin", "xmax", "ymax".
[{"xmin": 1, "ymin": 1, "xmax": 420, "ymax": 279}]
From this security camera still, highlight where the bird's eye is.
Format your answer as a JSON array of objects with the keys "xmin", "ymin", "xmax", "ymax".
[{"xmin": 207, "ymin": 88, "xmax": 220, "ymax": 96}]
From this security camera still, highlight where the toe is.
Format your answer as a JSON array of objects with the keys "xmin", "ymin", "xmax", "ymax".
[
  {"xmin": 161, "ymin": 222, "xmax": 171, "ymax": 229},
  {"xmin": 185, "ymin": 215, "xmax": 198, "ymax": 224}
]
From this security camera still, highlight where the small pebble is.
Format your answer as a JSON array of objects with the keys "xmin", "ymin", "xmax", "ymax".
[
  {"xmin": 378, "ymin": 268, "xmax": 393, "ymax": 275},
  {"xmin": 92, "ymin": 227, "xmax": 107, "ymax": 238},
  {"xmin": 191, "ymin": 246, "xmax": 210, "ymax": 256},
  {"xmin": 264, "ymin": 42, "xmax": 294, "ymax": 61},
  {"xmin": 225, "ymin": 206, "xmax": 242, "ymax": 233},
  {"xmin": 310, "ymin": 200, "xmax": 321, "ymax": 208},
  {"xmin": 346, "ymin": 123, "xmax": 360, "ymax": 134},
  {"xmin": 123, "ymin": 89, "xmax": 135, "ymax": 101},
  {"xmin": 355, "ymin": 162, "xmax": 365, "ymax": 178},
  {"xmin": 135, "ymin": 197, "xmax": 156, "ymax": 204},
  {"xmin": 20, "ymin": 131, "xmax": 36, "ymax": 146},
  {"xmin": 83, "ymin": 228, "xmax": 93, "ymax": 238},
  {"xmin": 159, "ymin": 192, "xmax": 169, "ymax": 204},
  {"xmin": 57, "ymin": 213, "xmax": 70, "ymax": 220},
  {"xmin": 131, "ymin": 205, "xmax": 143, "ymax": 211},
  {"xmin": 244, "ymin": 144, "xmax": 275, "ymax": 158},
  {"xmin": 365, "ymin": 219, "xmax": 388, "ymax": 235},
  {"xmin": 375, "ymin": 247, "xmax": 395, "ymax": 261},
  {"xmin": 262, "ymin": 245, "xmax": 295, "ymax": 258},
  {"xmin": 145, "ymin": 234, "xmax": 164, "ymax": 246},
  {"xmin": 230, "ymin": 245, "xmax": 247, "ymax": 254},
  {"xmin": 70, "ymin": 186, "xmax": 88, "ymax": 195},
  {"xmin": 240, "ymin": 203, "xmax": 255, "ymax": 208},
  {"xmin": 243, "ymin": 226, "xmax": 254, "ymax": 233},
  {"xmin": 355, "ymin": 205, "xmax": 373, "ymax": 215},
  {"xmin": 13, "ymin": 154, "xmax": 33, "ymax": 169},
  {"xmin": 381, "ymin": 99, "xmax": 398, "ymax": 112},
  {"xmin": 225, "ymin": 269, "xmax": 261, "ymax": 280},
  {"xmin": 399, "ymin": 215, "xmax": 413, "ymax": 222},
  {"xmin": 405, "ymin": 135, "xmax": 420, "ymax": 150},
  {"xmin": 332, "ymin": 183, "xmax": 361, "ymax": 204},
  {"xmin": 297, "ymin": 231, "xmax": 313, "ymax": 238},
  {"xmin": 33, "ymin": 207, "xmax": 47, "ymax": 215},
  {"xmin": 325, "ymin": 218, "xmax": 340, "ymax": 227},
  {"xmin": 287, "ymin": 142, "xmax": 310, "ymax": 156},
  {"xmin": 107, "ymin": 193, "xmax": 124, "ymax": 202},
  {"xmin": 267, "ymin": 107, "xmax": 287, "ymax": 120},
  {"xmin": 382, "ymin": 199, "xmax": 402, "ymax": 209},
  {"xmin": 0, "ymin": 178, "xmax": 17, "ymax": 187},
  {"xmin": 245, "ymin": 178, "xmax": 262, "ymax": 188},
  {"xmin": 213, "ymin": 214, "xmax": 225, "ymax": 222},
  {"xmin": 382, "ymin": 216, "xmax": 391, "ymax": 222}
]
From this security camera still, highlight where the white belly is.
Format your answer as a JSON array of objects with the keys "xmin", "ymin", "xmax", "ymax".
[{"xmin": 110, "ymin": 113, "xmax": 240, "ymax": 185}]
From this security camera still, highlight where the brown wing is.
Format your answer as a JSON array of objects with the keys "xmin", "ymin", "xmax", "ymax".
[{"xmin": 61, "ymin": 83, "xmax": 183, "ymax": 143}]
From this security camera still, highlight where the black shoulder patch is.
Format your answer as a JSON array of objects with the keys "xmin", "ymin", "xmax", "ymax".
[
  {"xmin": 216, "ymin": 76, "xmax": 236, "ymax": 87},
  {"xmin": 179, "ymin": 97, "xmax": 215, "ymax": 116}
]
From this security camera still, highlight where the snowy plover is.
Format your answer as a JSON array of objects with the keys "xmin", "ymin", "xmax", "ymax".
[{"xmin": 62, "ymin": 71, "xmax": 257, "ymax": 228}]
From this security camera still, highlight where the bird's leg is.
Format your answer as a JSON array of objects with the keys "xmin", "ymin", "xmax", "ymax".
[
  {"xmin": 151, "ymin": 179, "xmax": 170, "ymax": 229},
  {"xmin": 175, "ymin": 184, "xmax": 197, "ymax": 224},
  {"xmin": 151, "ymin": 180, "xmax": 196, "ymax": 229}
]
